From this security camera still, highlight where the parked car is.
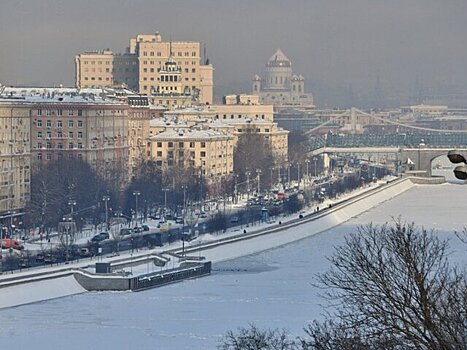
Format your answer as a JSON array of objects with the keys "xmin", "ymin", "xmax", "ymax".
[
  {"xmin": 142, "ymin": 224, "xmax": 150, "ymax": 231},
  {"xmin": 91, "ymin": 232, "xmax": 108, "ymax": 242},
  {"xmin": 35, "ymin": 253, "xmax": 45, "ymax": 262},
  {"xmin": 230, "ymin": 216, "xmax": 239, "ymax": 223},
  {"xmin": 120, "ymin": 228, "xmax": 134, "ymax": 236},
  {"xmin": 79, "ymin": 247, "xmax": 93, "ymax": 257},
  {"xmin": 44, "ymin": 254, "xmax": 57, "ymax": 264}
]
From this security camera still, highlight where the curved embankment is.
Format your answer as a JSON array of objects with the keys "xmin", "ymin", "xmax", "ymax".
[
  {"xmin": 0, "ymin": 177, "xmax": 422, "ymax": 309},
  {"xmin": 176, "ymin": 177, "xmax": 417, "ymax": 263}
]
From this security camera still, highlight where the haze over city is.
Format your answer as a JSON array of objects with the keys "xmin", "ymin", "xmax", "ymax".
[{"xmin": 2, "ymin": 0, "xmax": 467, "ymax": 106}]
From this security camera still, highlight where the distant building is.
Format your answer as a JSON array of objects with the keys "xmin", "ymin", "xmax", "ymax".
[
  {"xmin": 0, "ymin": 101, "xmax": 31, "ymax": 221},
  {"xmin": 75, "ymin": 32, "xmax": 214, "ymax": 107},
  {"xmin": 148, "ymin": 128, "xmax": 234, "ymax": 184},
  {"xmin": 252, "ymin": 49, "xmax": 314, "ymax": 107}
]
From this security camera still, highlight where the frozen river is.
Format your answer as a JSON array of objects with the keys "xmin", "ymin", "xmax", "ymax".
[{"xmin": 0, "ymin": 182, "xmax": 466, "ymax": 349}]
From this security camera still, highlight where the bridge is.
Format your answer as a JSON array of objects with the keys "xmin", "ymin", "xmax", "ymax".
[
  {"xmin": 309, "ymin": 146, "xmax": 466, "ymax": 176},
  {"xmin": 303, "ymin": 108, "xmax": 467, "ymax": 175}
]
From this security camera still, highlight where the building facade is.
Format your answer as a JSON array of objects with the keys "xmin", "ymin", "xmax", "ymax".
[
  {"xmin": 252, "ymin": 49, "xmax": 313, "ymax": 107},
  {"xmin": 148, "ymin": 128, "xmax": 234, "ymax": 183},
  {"xmin": 28, "ymin": 95, "xmax": 129, "ymax": 183},
  {"xmin": 0, "ymin": 101, "xmax": 31, "ymax": 221},
  {"xmin": 75, "ymin": 33, "xmax": 214, "ymax": 106}
]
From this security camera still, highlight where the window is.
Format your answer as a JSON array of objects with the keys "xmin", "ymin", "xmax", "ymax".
[
  {"xmin": 68, "ymin": 120, "xmax": 74, "ymax": 128},
  {"xmin": 37, "ymin": 109, "xmax": 42, "ymax": 116},
  {"xmin": 201, "ymin": 142, "xmax": 206, "ymax": 148},
  {"xmin": 78, "ymin": 131, "xmax": 83, "ymax": 138},
  {"xmin": 157, "ymin": 142, "xmax": 162, "ymax": 147},
  {"xmin": 69, "ymin": 142, "xmax": 74, "ymax": 149},
  {"xmin": 77, "ymin": 110, "xmax": 82, "ymax": 116},
  {"xmin": 57, "ymin": 131, "xmax": 63, "ymax": 138},
  {"xmin": 77, "ymin": 120, "xmax": 83, "ymax": 127},
  {"xmin": 78, "ymin": 143, "xmax": 83, "ymax": 149},
  {"xmin": 57, "ymin": 109, "xmax": 63, "ymax": 116},
  {"xmin": 57, "ymin": 143, "xmax": 63, "ymax": 149},
  {"xmin": 37, "ymin": 120, "xmax": 42, "ymax": 127},
  {"xmin": 179, "ymin": 142, "xmax": 184, "ymax": 148},
  {"xmin": 156, "ymin": 151, "xmax": 162, "ymax": 157},
  {"xmin": 37, "ymin": 142, "xmax": 42, "ymax": 149},
  {"xmin": 46, "ymin": 110, "xmax": 52, "ymax": 116},
  {"xmin": 46, "ymin": 142, "xmax": 51, "ymax": 149},
  {"xmin": 200, "ymin": 151, "xmax": 206, "ymax": 157},
  {"xmin": 192, "ymin": 68, "xmax": 196, "ymax": 73},
  {"xmin": 69, "ymin": 131, "xmax": 74, "ymax": 138},
  {"xmin": 37, "ymin": 153, "xmax": 42, "ymax": 160},
  {"xmin": 57, "ymin": 120, "xmax": 63, "ymax": 128},
  {"xmin": 168, "ymin": 151, "xmax": 173, "ymax": 159},
  {"xmin": 168, "ymin": 142, "xmax": 173, "ymax": 148},
  {"xmin": 68, "ymin": 153, "xmax": 73, "ymax": 160},
  {"xmin": 46, "ymin": 153, "xmax": 51, "ymax": 160},
  {"xmin": 37, "ymin": 131, "xmax": 42, "ymax": 138},
  {"xmin": 46, "ymin": 120, "xmax": 52, "ymax": 127},
  {"xmin": 189, "ymin": 142, "xmax": 195, "ymax": 148},
  {"xmin": 46, "ymin": 131, "xmax": 52, "ymax": 138},
  {"xmin": 77, "ymin": 154, "xmax": 83, "ymax": 160}
]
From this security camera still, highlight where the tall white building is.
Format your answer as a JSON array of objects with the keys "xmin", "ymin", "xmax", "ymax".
[{"xmin": 252, "ymin": 49, "xmax": 314, "ymax": 107}]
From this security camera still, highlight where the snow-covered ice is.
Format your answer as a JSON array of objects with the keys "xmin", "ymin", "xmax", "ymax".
[{"xmin": 0, "ymin": 182, "xmax": 465, "ymax": 350}]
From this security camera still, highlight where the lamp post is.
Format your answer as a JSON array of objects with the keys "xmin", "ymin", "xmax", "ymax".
[
  {"xmin": 256, "ymin": 169, "xmax": 262, "ymax": 195},
  {"xmin": 297, "ymin": 163, "xmax": 301, "ymax": 190},
  {"xmin": 287, "ymin": 163, "xmax": 291, "ymax": 189},
  {"xmin": 246, "ymin": 171, "xmax": 251, "ymax": 200},
  {"xmin": 313, "ymin": 157, "xmax": 318, "ymax": 177},
  {"xmin": 132, "ymin": 191, "xmax": 140, "ymax": 225},
  {"xmin": 162, "ymin": 188, "xmax": 170, "ymax": 213},
  {"xmin": 305, "ymin": 159, "xmax": 310, "ymax": 187},
  {"xmin": 234, "ymin": 174, "xmax": 238, "ymax": 204},
  {"xmin": 102, "ymin": 195, "xmax": 110, "ymax": 231}
]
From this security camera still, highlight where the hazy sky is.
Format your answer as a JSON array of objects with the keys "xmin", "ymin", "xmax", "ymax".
[{"xmin": 1, "ymin": 0, "xmax": 467, "ymax": 105}]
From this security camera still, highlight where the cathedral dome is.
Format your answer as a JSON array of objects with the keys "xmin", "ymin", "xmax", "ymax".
[{"xmin": 266, "ymin": 49, "xmax": 291, "ymax": 68}]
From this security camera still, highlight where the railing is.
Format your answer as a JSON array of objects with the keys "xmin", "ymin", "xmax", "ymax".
[{"xmin": 129, "ymin": 261, "xmax": 211, "ymax": 291}]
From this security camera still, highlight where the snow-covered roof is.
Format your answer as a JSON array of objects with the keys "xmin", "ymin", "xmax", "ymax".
[{"xmin": 150, "ymin": 128, "xmax": 233, "ymax": 141}]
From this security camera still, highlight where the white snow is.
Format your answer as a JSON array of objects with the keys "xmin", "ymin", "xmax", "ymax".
[{"xmin": 0, "ymin": 181, "xmax": 465, "ymax": 350}]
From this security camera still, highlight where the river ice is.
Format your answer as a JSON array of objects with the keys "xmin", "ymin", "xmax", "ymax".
[{"xmin": 0, "ymin": 182, "xmax": 466, "ymax": 349}]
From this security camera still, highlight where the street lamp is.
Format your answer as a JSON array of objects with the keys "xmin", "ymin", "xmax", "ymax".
[
  {"xmin": 297, "ymin": 163, "xmax": 301, "ymax": 190},
  {"xmin": 256, "ymin": 169, "xmax": 262, "ymax": 195},
  {"xmin": 313, "ymin": 157, "xmax": 318, "ymax": 177},
  {"xmin": 102, "ymin": 195, "xmax": 110, "ymax": 231},
  {"xmin": 162, "ymin": 188, "xmax": 170, "ymax": 213},
  {"xmin": 234, "ymin": 174, "xmax": 238, "ymax": 204},
  {"xmin": 287, "ymin": 163, "xmax": 291, "ymax": 188},
  {"xmin": 245, "ymin": 171, "xmax": 251, "ymax": 200},
  {"xmin": 305, "ymin": 159, "xmax": 310, "ymax": 187},
  {"xmin": 132, "ymin": 191, "xmax": 141, "ymax": 225}
]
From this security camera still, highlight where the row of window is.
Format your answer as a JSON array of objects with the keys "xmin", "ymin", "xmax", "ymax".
[
  {"xmin": 142, "ymin": 51, "xmax": 197, "ymax": 57},
  {"xmin": 156, "ymin": 141, "xmax": 206, "ymax": 148},
  {"xmin": 142, "ymin": 60, "xmax": 197, "ymax": 66},
  {"xmin": 37, "ymin": 153, "xmax": 83, "ymax": 161},
  {"xmin": 37, "ymin": 142, "xmax": 83, "ymax": 149},
  {"xmin": 37, "ymin": 131, "xmax": 83, "ymax": 139},
  {"xmin": 37, "ymin": 109, "xmax": 83, "ymax": 116},
  {"xmin": 36, "ymin": 120, "xmax": 84, "ymax": 128},
  {"xmin": 83, "ymin": 77, "xmax": 111, "ymax": 81}
]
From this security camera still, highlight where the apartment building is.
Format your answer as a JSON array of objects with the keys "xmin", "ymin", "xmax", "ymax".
[
  {"xmin": 75, "ymin": 32, "xmax": 214, "ymax": 105},
  {"xmin": 28, "ymin": 94, "xmax": 129, "ymax": 183},
  {"xmin": 0, "ymin": 101, "xmax": 31, "ymax": 220},
  {"xmin": 148, "ymin": 128, "xmax": 234, "ymax": 182},
  {"xmin": 126, "ymin": 96, "xmax": 151, "ymax": 175}
]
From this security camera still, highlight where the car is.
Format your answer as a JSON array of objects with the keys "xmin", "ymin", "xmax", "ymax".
[
  {"xmin": 91, "ymin": 233, "xmax": 106, "ymax": 242},
  {"xmin": 133, "ymin": 226, "xmax": 143, "ymax": 233},
  {"xmin": 142, "ymin": 224, "xmax": 150, "ymax": 231},
  {"xmin": 230, "ymin": 216, "xmax": 239, "ymax": 223},
  {"xmin": 79, "ymin": 247, "xmax": 93, "ymax": 257},
  {"xmin": 175, "ymin": 217, "xmax": 184, "ymax": 224},
  {"xmin": 120, "ymin": 228, "xmax": 134, "ymax": 236},
  {"xmin": 44, "ymin": 254, "xmax": 57, "ymax": 264},
  {"xmin": 35, "ymin": 253, "xmax": 45, "ymax": 262}
]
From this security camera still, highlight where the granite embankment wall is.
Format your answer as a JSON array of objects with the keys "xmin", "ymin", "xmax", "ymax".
[{"xmin": 0, "ymin": 177, "xmax": 431, "ymax": 309}]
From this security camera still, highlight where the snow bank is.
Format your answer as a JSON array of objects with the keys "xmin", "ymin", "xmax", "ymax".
[{"xmin": 0, "ymin": 274, "xmax": 86, "ymax": 309}]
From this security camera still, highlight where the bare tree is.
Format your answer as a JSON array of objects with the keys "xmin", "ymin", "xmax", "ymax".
[
  {"xmin": 219, "ymin": 324, "xmax": 294, "ymax": 350},
  {"xmin": 317, "ymin": 219, "xmax": 467, "ymax": 350}
]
